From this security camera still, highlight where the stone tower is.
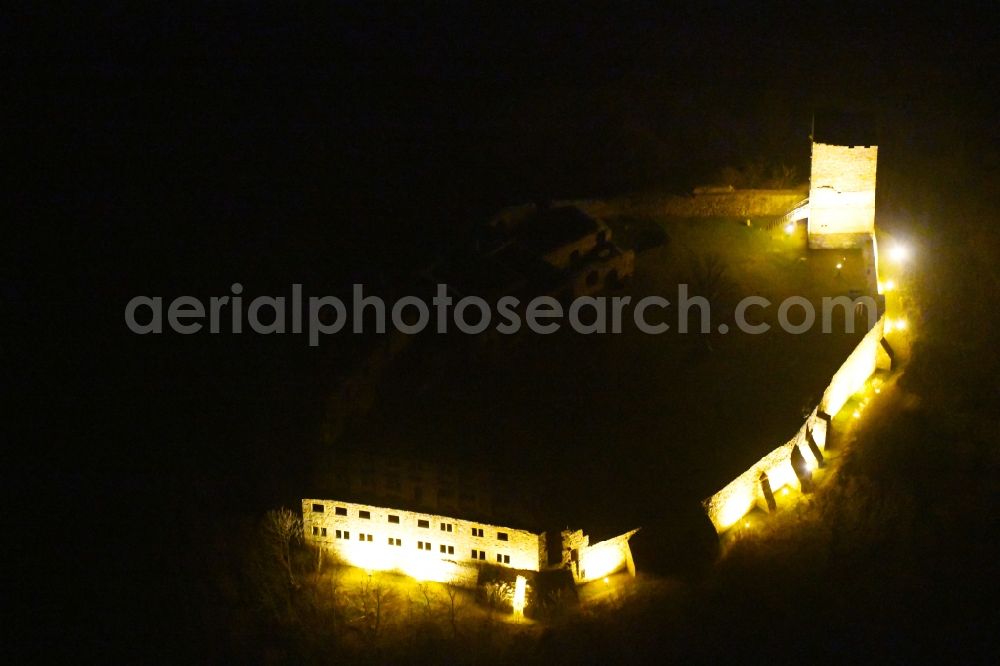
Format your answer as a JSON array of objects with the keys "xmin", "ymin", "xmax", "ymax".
[{"xmin": 807, "ymin": 112, "xmax": 878, "ymax": 249}]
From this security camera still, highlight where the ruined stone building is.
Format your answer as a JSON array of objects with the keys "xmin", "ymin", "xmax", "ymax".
[
  {"xmin": 429, "ymin": 203, "xmax": 634, "ymax": 301},
  {"xmin": 302, "ymin": 496, "xmax": 638, "ymax": 587}
]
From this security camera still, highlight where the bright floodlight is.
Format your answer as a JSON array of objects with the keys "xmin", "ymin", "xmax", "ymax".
[
  {"xmin": 512, "ymin": 575, "xmax": 527, "ymax": 616},
  {"xmin": 784, "ymin": 222, "xmax": 795, "ymax": 235},
  {"xmin": 888, "ymin": 244, "xmax": 910, "ymax": 263}
]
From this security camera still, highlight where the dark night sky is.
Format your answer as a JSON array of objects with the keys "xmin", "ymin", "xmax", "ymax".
[{"xmin": 8, "ymin": 2, "xmax": 997, "ymax": 659}]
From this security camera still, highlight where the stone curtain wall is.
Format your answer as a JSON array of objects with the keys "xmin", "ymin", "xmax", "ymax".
[
  {"xmin": 808, "ymin": 143, "xmax": 877, "ymax": 248},
  {"xmin": 560, "ymin": 189, "xmax": 807, "ymax": 221},
  {"xmin": 702, "ymin": 432, "xmax": 806, "ymax": 532},
  {"xmin": 660, "ymin": 189, "xmax": 807, "ymax": 218},
  {"xmin": 821, "ymin": 314, "xmax": 891, "ymax": 417},
  {"xmin": 302, "ymin": 498, "xmax": 543, "ymax": 582},
  {"xmin": 703, "ymin": 315, "xmax": 888, "ymax": 532}
]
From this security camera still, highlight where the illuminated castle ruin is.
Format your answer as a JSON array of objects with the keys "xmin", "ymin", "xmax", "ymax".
[
  {"xmin": 304, "ymin": 111, "xmax": 896, "ymax": 559},
  {"xmin": 302, "ymin": 497, "xmax": 637, "ymax": 586}
]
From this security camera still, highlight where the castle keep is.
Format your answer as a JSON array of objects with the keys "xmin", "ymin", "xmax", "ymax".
[{"xmin": 807, "ymin": 111, "xmax": 878, "ymax": 249}]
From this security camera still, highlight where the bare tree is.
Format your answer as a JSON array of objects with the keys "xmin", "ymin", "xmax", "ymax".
[
  {"xmin": 444, "ymin": 585, "xmax": 464, "ymax": 638},
  {"xmin": 354, "ymin": 574, "xmax": 398, "ymax": 649},
  {"xmin": 718, "ymin": 159, "xmax": 799, "ymax": 189},
  {"xmin": 742, "ymin": 159, "xmax": 767, "ymax": 188},
  {"xmin": 244, "ymin": 538, "xmax": 293, "ymax": 622},
  {"xmin": 262, "ymin": 507, "xmax": 302, "ymax": 587},
  {"xmin": 312, "ymin": 541, "xmax": 326, "ymax": 575},
  {"xmin": 690, "ymin": 253, "xmax": 729, "ymax": 303},
  {"xmin": 418, "ymin": 582, "xmax": 437, "ymax": 621},
  {"xmin": 686, "ymin": 252, "xmax": 738, "ymax": 351},
  {"xmin": 327, "ymin": 564, "xmax": 346, "ymax": 637},
  {"xmin": 768, "ymin": 163, "xmax": 799, "ymax": 189},
  {"xmin": 718, "ymin": 159, "xmax": 768, "ymax": 188}
]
